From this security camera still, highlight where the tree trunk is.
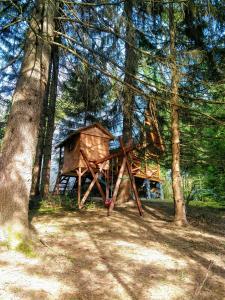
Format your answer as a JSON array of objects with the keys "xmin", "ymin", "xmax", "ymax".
[
  {"xmin": 0, "ymin": 0, "xmax": 55, "ymax": 246},
  {"xmin": 117, "ymin": 0, "xmax": 137, "ymax": 204},
  {"xmin": 30, "ymin": 61, "xmax": 52, "ymax": 197},
  {"xmin": 169, "ymin": 3, "xmax": 188, "ymax": 226},
  {"xmin": 40, "ymin": 41, "xmax": 59, "ymax": 198}
]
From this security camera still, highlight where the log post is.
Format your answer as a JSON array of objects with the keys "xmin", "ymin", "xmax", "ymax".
[
  {"xmin": 80, "ymin": 150, "xmax": 106, "ymax": 202},
  {"xmin": 80, "ymin": 161, "xmax": 107, "ymax": 208},
  {"xmin": 105, "ymin": 169, "xmax": 110, "ymax": 200},
  {"xmin": 119, "ymin": 137, "xmax": 143, "ymax": 216},
  {"xmin": 76, "ymin": 167, "xmax": 82, "ymax": 208},
  {"xmin": 108, "ymin": 156, "xmax": 127, "ymax": 215}
]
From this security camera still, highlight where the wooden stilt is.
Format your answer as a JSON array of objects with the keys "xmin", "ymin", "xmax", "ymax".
[
  {"xmin": 81, "ymin": 168, "xmax": 88, "ymax": 176},
  {"xmin": 90, "ymin": 144, "xmax": 133, "ymax": 165},
  {"xmin": 108, "ymin": 156, "xmax": 127, "ymax": 215},
  {"xmin": 80, "ymin": 150, "xmax": 106, "ymax": 203},
  {"xmin": 76, "ymin": 167, "xmax": 82, "ymax": 208},
  {"xmin": 105, "ymin": 169, "xmax": 110, "ymax": 200},
  {"xmin": 119, "ymin": 137, "xmax": 143, "ymax": 216},
  {"xmin": 80, "ymin": 161, "xmax": 107, "ymax": 208}
]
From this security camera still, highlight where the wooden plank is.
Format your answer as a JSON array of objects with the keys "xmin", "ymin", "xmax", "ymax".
[
  {"xmin": 81, "ymin": 168, "xmax": 88, "ymax": 176},
  {"xmin": 62, "ymin": 176, "xmax": 70, "ymax": 195},
  {"xmin": 91, "ymin": 144, "xmax": 133, "ymax": 165},
  {"xmin": 105, "ymin": 169, "xmax": 110, "ymax": 200},
  {"xmin": 80, "ymin": 150, "xmax": 106, "ymax": 202},
  {"xmin": 76, "ymin": 167, "xmax": 82, "ymax": 208},
  {"xmin": 63, "ymin": 135, "xmax": 80, "ymax": 173},
  {"xmin": 80, "ymin": 161, "xmax": 107, "ymax": 208},
  {"xmin": 108, "ymin": 156, "xmax": 127, "ymax": 216},
  {"xmin": 80, "ymin": 134, "xmax": 110, "ymax": 169},
  {"xmin": 81, "ymin": 124, "xmax": 114, "ymax": 139},
  {"xmin": 119, "ymin": 137, "xmax": 143, "ymax": 216}
]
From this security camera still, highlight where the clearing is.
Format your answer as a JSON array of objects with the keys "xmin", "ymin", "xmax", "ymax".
[{"xmin": 0, "ymin": 200, "xmax": 225, "ymax": 300}]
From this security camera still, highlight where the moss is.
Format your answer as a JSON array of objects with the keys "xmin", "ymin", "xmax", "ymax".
[
  {"xmin": 38, "ymin": 206, "xmax": 62, "ymax": 214},
  {"xmin": 15, "ymin": 241, "xmax": 36, "ymax": 258},
  {"xmin": 0, "ymin": 227, "xmax": 36, "ymax": 257}
]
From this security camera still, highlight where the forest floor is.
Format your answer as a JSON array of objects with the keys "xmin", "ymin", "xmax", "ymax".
[{"xmin": 0, "ymin": 199, "xmax": 225, "ymax": 300}]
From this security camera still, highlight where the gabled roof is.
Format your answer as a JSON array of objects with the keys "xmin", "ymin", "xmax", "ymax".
[{"xmin": 55, "ymin": 123, "xmax": 114, "ymax": 148}]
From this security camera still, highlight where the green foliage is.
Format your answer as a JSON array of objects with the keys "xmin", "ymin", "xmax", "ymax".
[
  {"xmin": 0, "ymin": 227, "xmax": 36, "ymax": 257},
  {"xmin": 15, "ymin": 241, "xmax": 36, "ymax": 258},
  {"xmin": 57, "ymin": 65, "xmax": 111, "ymax": 129},
  {"xmin": 1, "ymin": 0, "xmax": 225, "ymax": 220},
  {"xmin": 85, "ymin": 200, "xmax": 100, "ymax": 210},
  {"xmin": 188, "ymin": 200, "xmax": 225, "ymax": 210},
  {"xmin": 160, "ymin": 169, "xmax": 173, "ymax": 201}
]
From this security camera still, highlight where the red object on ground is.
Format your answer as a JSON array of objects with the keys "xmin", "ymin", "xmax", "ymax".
[{"xmin": 105, "ymin": 198, "xmax": 112, "ymax": 208}]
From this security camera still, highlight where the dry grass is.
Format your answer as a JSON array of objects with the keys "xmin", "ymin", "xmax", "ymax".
[{"xmin": 0, "ymin": 200, "xmax": 224, "ymax": 300}]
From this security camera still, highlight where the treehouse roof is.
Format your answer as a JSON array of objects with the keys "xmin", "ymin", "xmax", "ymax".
[{"xmin": 56, "ymin": 122, "xmax": 114, "ymax": 149}]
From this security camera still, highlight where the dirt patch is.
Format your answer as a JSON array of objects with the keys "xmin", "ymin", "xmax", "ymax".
[{"xmin": 0, "ymin": 201, "xmax": 224, "ymax": 300}]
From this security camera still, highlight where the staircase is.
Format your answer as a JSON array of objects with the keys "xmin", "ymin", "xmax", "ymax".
[{"xmin": 53, "ymin": 174, "xmax": 71, "ymax": 195}]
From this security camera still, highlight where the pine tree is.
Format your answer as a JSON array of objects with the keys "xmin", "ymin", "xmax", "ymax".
[
  {"xmin": 0, "ymin": 0, "xmax": 56, "ymax": 246},
  {"xmin": 41, "ymin": 38, "xmax": 60, "ymax": 198},
  {"xmin": 169, "ymin": 3, "xmax": 188, "ymax": 226}
]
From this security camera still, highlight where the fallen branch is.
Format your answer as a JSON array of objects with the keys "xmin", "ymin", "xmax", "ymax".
[{"xmin": 193, "ymin": 260, "xmax": 214, "ymax": 298}]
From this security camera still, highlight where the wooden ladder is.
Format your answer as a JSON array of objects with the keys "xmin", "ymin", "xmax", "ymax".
[{"xmin": 53, "ymin": 174, "xmax": 70, "ymax": 195}]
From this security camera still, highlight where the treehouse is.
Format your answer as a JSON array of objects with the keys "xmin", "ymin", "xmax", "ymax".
[
  {"xmin": 56, "ymin": 123, "xmax": 114, "ymax": 175},
  {"xmin": 110, "ymin": 146, "xmax": 161, "ymax": 183},
  {"xmin": 129, "ymin": 151, "xmax": 161, "ymax": 182},
  {"xmin": 54, "ymin": 118, "xmax": 163, "ymax": 215}
]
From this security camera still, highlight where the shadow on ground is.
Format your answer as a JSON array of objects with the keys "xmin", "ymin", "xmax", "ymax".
[{"xmin": 0, "ymin": 200, "xmax": 224, "ymax": 300}]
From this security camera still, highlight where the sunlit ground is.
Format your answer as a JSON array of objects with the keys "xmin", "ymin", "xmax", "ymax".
[{"xmin": 0, "ymin": 200, "xmax": 224, "ymax": 300}]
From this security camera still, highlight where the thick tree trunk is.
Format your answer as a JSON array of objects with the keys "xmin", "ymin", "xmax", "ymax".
[
  {"xmin": 0, "ymin": 0, "xmax": 55, "ymax": 246},
  {"xmin": 122, "ymin": 0, "xmax": 137, "ymax": 141},
  {"xmin": 30, "ymin": 62, "xmax": 52, "ymax": 197},
  {"xmin": 117, "ymin": 0, "xmax": 137, "ymax": 204},
  {"xmin": 41, "ymin": 42, "xmax": 59, "ymax": 197},
  {"xmin": 169, "ymin": 4, "xmax": 188, "ymax": 226}
]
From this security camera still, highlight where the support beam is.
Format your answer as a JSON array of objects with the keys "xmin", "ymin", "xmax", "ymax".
[
  {"xmin": 91, "ymin": 144, "xmax": 133, "ymax": 165},
  {"xmin": 76, "ymin": 167, "xmax": 82, "ymax": 208},
  {"xmin": 105, "ymin": 169, "xmax": 110, "ymax": 200},
  {"xmin": 80, "ymin": 150, "xmax": 106, "ymax": 203},
  {"xmin": 119, "ymin": 137, "xmax": 143, "ymax": 216},
  {"xmin": 108, "ymin": 156, "xmax": 127, "ymax": 215},
  {"xmin": 80, "ymin": 161, "xmax": 107, "ymax": 208},
  {"xmin": 81, "ymin": 168, "xmax": 88, "ymax": 176}
]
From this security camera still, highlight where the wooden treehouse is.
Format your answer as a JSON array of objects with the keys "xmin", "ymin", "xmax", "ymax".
[
  {"xmin": 58, "ymin": 123, "xmax": 113, "ymax": 174},
  {"xmin": 110, "ymin": 147, "xmax": 161, "ymax": 183},
  {"xmin": 54, "ymin": 120, "xmax": 164, "ymax": 216},
  {"xmin": 54, "ymin": 123, "xmax": 114, "ymax": 209}
]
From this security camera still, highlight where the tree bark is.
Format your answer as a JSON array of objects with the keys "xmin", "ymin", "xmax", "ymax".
[
  {"xmin": 117, "ymin": 0, "xmax": 137, "ymax": 204},
  {"xmin": 40, "ymin": 41, "xmax": 59, "ymax": 198},
  {"xmin": 0, "ymin": 0, "xmax": 55, "ymax": 246},
  {"xmin": 122, "ymin": 0, "xmax": 137, "ymax": 141},
  {"xmin": 169, "ymin": 3, "xmax": 188, "ymax": 226},
  {"xmin": 30, "ymin": 61, "xmax": 52, "ymax": 197}
]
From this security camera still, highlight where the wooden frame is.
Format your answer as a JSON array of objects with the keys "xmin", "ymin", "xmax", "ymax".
[
  {"xmin": 108, "ymin": 138, "xmax": 143, "ymax": 216},
  {"xmin": 53, "ymin": 123, "xmax": 148, "ymax": 216},
  {"xmin": 54, "ymin": 138, "xmax": 144, "ymax": 216},
  {"xmin": 77, "ymin": 150, "xmax": 108, "ymax": 208}
]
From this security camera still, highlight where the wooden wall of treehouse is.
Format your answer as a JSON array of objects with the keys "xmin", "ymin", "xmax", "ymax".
[
  {"xmin": 110, "ymin": 151, "xmax": 161, "ymax": 182},
  {"xmin": 61, "ymin": 126, "xmax": 113, "ymax": 174}
]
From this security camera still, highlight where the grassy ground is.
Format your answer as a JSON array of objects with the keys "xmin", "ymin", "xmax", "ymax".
[{"xmin": 0, "ymin": 199, "xmax": 224, "ymax": 300}]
